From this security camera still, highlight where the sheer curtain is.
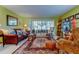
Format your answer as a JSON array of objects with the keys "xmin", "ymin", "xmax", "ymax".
[
  {"xmin": 33, "ymin": 21, "xmax": 54, "ymax": 31},
  {"xmin": 29, "ymin": 19, "xmax": 54, "ymax": 36}
]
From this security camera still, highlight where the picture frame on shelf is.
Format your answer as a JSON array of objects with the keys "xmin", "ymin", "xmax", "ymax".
[
  {"xmin": 75, "ymin": 13, "xmax": 79, "ymax": 19},
  {"xmin": 69, "ymin": 15, "xmax": 74, "ymax": 20},
  {"xmin": 65, "ymin": 18, "xmax": 69, "ymax": 21},
  {"xmin": 7, "ymin": 15, "xmax": 18, "ymax": 26}
]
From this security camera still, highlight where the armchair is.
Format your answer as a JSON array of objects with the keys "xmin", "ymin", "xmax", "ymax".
[{"xmin": 56, "ymin": 28, "xmax": 79, "ymax": 54}]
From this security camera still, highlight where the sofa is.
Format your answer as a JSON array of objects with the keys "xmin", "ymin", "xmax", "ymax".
[
  {"xmin": 3, "ymin": 34, "xmax": 18, "ymax": 46},
  {"xmin": 56, "ymin": 28, "xmax": 79, "ymax": 54},
  {"xmin": 0, "ymin": 28, "xmax": 28, "ymax": 46},
  {"xmin": 14, "ymin": 29, "xmax": 28, "ymax": 42}
]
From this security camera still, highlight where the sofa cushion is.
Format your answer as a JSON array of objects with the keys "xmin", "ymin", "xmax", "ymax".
[
  {"xmin": 17, "ymin": 30, "xmax": 23, "ymax": 35},
  {"xmin": 0, "ymin": 29, "xmax": 9, "ymax": 34},
  {"xmin": 9, "ymin": 30, "xmax": 16, "ymax": 34}
]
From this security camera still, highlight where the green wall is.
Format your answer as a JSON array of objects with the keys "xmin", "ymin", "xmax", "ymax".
[
  {"xmin": 52, "ymin": 16, "xmax": 58, "ymax": 34},
  {"xmin": 0, "ymin": 6, "xmax": 26, "ymax": 29},
  {"xmin": 61, "ymin": 6, "xmax": 79, "ymax": 19},
  {"xmin": 0, "ymin": 6, "xmax": 26, "ymax": 42}
]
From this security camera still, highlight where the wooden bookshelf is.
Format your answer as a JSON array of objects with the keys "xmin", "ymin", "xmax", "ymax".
[{"xmin": 57, "ymin": 18, "xmax": 63, "ymax": 37}]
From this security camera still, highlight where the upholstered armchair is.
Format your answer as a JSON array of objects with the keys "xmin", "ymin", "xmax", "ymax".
[{"xmin": 56, "ymin": 29, "xmax": 79, "ymax": 54}]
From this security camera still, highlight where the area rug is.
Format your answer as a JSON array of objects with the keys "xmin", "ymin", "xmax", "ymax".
[
  {"xmin": 19, "ymin": 48, "xmax": 59, "ymax": 54},
  {"xmin": 13, "ymin": 38, "xmax": 66, "ymax": 54}
]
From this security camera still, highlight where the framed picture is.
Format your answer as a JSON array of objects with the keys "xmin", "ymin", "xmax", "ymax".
[
  {"xmin": 65, "ymin": 18, "xmax": 69, "ymax": 21},
  {"xmin": 7, "ymin": 15, "xmax": 18, "ymax": 26},
  {"xmin": 75, "ymin": 13, "xmax": 79, "ymax": 19},
  {"xmin": 69, "ymin": 15, "xmax": 74, "ymax": 20}
]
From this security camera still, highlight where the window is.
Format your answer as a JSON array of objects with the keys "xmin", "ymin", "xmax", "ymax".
[{"xmin": 31, "ymin": 20, "xmax": 54, "ymax": 31}]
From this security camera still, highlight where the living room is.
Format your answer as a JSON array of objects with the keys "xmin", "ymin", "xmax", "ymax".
[{"xmin": 0, "ymin": 5, "xmax": 79, "ymax": 54}]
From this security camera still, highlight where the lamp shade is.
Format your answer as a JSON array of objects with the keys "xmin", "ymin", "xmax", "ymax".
[{"xmin": 24, "ymin": 24, "xmax": 27, "ymax": 27}]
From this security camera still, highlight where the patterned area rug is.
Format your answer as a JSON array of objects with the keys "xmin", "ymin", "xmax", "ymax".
[
  {"xmin": 13, "ymin": 38, "xmax": 66, "ymax": 54},
  {"xmin": 30, "ymin": 38, "xmax": 46, "ymax": 48},
  {"xmin": 21, "ymin": 48, "xmax": 58, "ymax": 54}
]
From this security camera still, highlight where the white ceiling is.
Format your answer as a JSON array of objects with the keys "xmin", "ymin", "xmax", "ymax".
[{"xmin": 4, "ymin": 5, "xmax": 76, "ymax": 17}]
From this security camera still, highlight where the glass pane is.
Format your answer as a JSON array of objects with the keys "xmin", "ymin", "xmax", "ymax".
[{"xmin": 30, "ymin": 20, "xmax": 54, "ymax": 33}]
